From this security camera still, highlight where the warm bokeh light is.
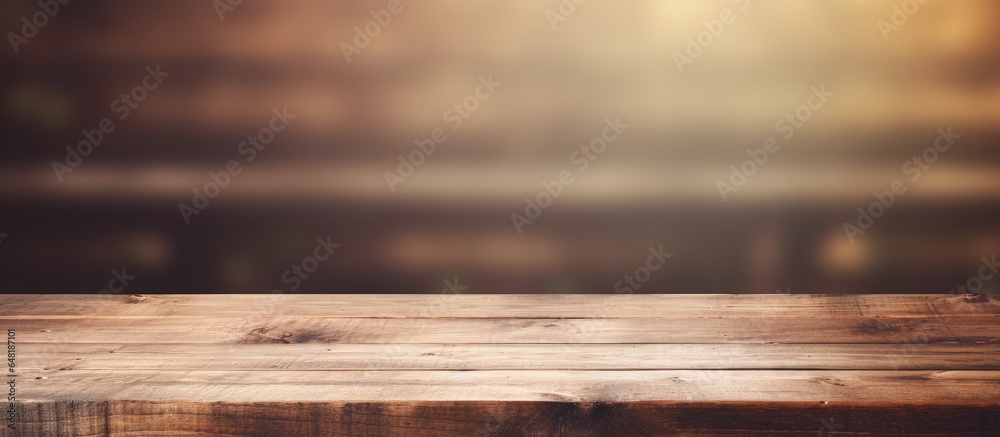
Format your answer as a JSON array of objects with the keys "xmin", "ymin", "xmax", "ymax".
[{"xmin": 1, "ymin": 0, "xmax": 998, "ymax": 293}]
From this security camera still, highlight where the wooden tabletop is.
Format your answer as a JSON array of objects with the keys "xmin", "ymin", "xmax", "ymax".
[{"xmin": 3, "ymin": 294, "xmax": 999, "ymax": 436}]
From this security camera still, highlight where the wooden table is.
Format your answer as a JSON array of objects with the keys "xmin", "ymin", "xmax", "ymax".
[{"xmin": 3, "ymin": 294, "xmax": 999, "ymax": 436}]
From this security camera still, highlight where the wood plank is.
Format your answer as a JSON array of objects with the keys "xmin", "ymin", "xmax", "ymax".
[
  {"xmin": 14, "ymin": 343, "xmax": 1000, "ymax": 371},
  {"xmin": 3, "ymin": 294, "xmax": 997, "ymax": 318},
  {"xmin": 6, "ymin": 315, "xmax": 998, "ymax": 344},
  {"xmin": 9, "ymin": 401, "xmax": 1000, "ymax": 437},
  {"xmin": 14, "ymin": 370, "xmax": 1000, "ymax": 404},
  {"xmin": 4, "ymin": 294, "xmax": 999, "ymax": 435}
]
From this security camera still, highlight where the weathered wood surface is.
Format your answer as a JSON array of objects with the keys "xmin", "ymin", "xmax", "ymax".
[
  {"xmin": 2, "ymin": 294, "xmax": 999, "ymax": 436},
  {"xmin": 4, "ymin": 294, "xmax": 998, "ymax": 318}
]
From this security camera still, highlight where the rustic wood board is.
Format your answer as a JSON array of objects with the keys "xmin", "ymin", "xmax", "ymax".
[
  {"xmin": 15, "ymin": 343, "xmax": 1000, "ymax": 371},
  {"xmin": 3, "ymin": 294, "xmax": 997, "ymax": 318},
  {"xmin": 2, "ymin": 294, "xmax": 999, "ymax": 436},
  {"xmin": 5, "ymin": 315, "xmax": 999, "ymax": 344}
]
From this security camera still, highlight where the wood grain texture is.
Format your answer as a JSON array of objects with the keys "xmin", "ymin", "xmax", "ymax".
[
  {"xmin": 16, "ymin": 370, "xmax": 1000, "ymax": 403},
  {"xmin": 11, "ymin": 401, "xmax": 1000, "ymax": 437},
  {"xmin": 2, "ymin": 294, "xmax": 997, "ymax": 318},
  {"xmin": 16, "ymin": 343, "xmax": 1000, "ymax": 371},
  {"xmin": 2, "ymin": 294, "xmax": 999, "ymax": 436},
  {"xmin": 7, "ymin": 315, "xmax": 1000, "ymax": 344}
]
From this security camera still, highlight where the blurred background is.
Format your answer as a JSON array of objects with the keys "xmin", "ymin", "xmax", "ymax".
[{"xmin": 0, "ymin": 0, "xmax": 998, "ymax": 294}]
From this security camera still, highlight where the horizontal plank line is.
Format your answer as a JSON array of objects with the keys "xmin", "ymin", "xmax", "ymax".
[
  {"xmin": 15, "ymin": 343, "xmax": 1000, "ymax": 371},
  {"xmin": 7, "ymin": 316, "xmax": 998, "ymax": 344},
  {"xmin": 18, "ymin": 370, "xmax": 1000, "ymax": 403},
  {"xmin": 2, "ymin": 294, "xmax": 996, "ymax": 318},
  {"xmin": 3, "ymin": 314, "xmax": 997, "ymax": 320}
]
